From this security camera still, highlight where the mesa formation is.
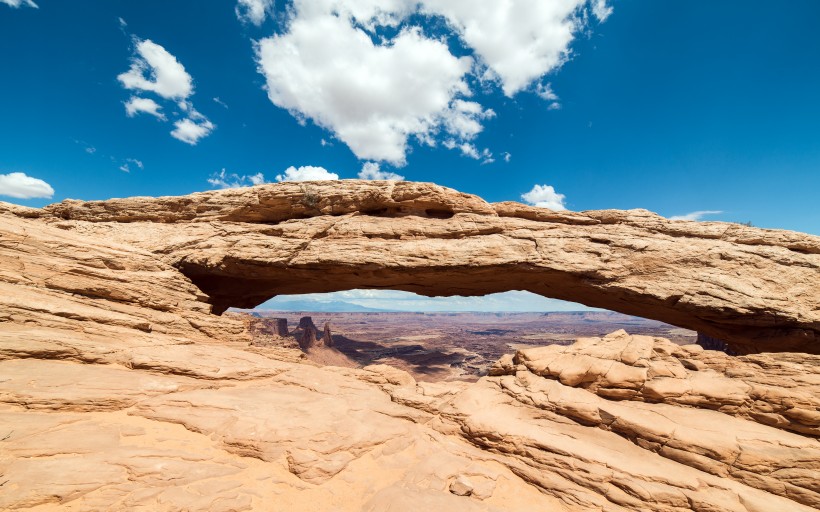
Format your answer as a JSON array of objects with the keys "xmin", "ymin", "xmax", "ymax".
[{"xmin": 1, "ymin": 181, "xmax": 819, "ymax": 511}]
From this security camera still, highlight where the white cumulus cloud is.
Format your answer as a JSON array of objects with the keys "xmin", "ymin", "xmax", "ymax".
[
  {"xmin": 358, "ymin": 162, "xmax": 404, "ymax": 181},
  {"xmin": 256, "ymin": 12, "xmax": 473, "ymax": 165},
  {"xmin": 208, "ymin": 169, "xmax": 267, "ymax": 188},
  {"xmin": 171, "ymin": 117, "xmax": 215, "ymax": 145},
  {"xmin": 254, "ymin": 0, "xmax": 610, "ymax": 165},
  {"xmin": 521, "ymin": 184, "xmax": 567, "ymax": 210},
  {"xmin": 441, "ymin": 100, "xmax": 495, "ymax": 140},
  {"xmin": 423, "ymin": 0, "xmax": 590, "ymax": 97},
  {"xmin": 669, "ymin": 210, "xmax": 723, "ymax": 221},
  {"xmin": 0, "ymin": 0, "xmax": 38, "ymax": 8},
  {"xmin": 124, "ymin": 97, "xmax": 165, "ymax": 120},
  {"xmin": 275, "ymin": 165, "xmax": 339, "ymax": 182},
  {"xmin": 119, "ymin": 38, "xmax": 214, "ymax": 145},
  {"xmin": 0, "ymin": 172, "xmax": 54, "ymax": 199},
  {"xmin": 118, "ymin": 39, "xmax": 193, "ymax": 100},
  {"xmin": 236, "ymin": 0, "xmax": 274, "ymax": 25}
]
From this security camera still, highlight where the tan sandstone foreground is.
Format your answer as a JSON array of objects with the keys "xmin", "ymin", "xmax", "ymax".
[{"xmin": 1, "ymin": 180, "xmax": 819, "ymax": 511}]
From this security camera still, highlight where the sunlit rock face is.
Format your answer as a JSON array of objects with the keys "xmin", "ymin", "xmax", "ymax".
[
  {"xmin": 30, "ymin": 180, "xmax": 820, "ymax": 354},
  {"xmin": 1, "ymin": 183, "xmax": 819, "ymax": 511}
]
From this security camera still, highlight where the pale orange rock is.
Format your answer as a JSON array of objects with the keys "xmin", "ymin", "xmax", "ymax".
[
  {"xmin": 12, "ymin": 180, "xmax": 818, "ymax": 354},
  {"xmin": 1, "ymin": 182, "xmax": 819, "ymax": 511}
]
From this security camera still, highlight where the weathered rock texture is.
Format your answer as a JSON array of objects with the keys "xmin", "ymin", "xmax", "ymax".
[
  {"xmin": 1, "ymin": 182, "xmax": 820, "ymax": 511},
  {"xmin": 20, "ymin": 180, "xmax": 820, "ymax": 354}
]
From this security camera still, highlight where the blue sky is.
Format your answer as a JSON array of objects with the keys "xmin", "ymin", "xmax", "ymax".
[{"xmin": 2, "ymin": 0, "xmax": 818, "ymax": 311}]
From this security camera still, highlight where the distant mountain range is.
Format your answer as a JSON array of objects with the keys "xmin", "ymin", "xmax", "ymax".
[
  {"xmin": 250, "ymin": 298, "xmax": 393, "ymax": 313},
  {"xmin": 243, "ymin": 298, "xmax": 608, "ymax": 315}
]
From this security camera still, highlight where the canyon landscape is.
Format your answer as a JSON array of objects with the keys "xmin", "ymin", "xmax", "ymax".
[
  {"xmin": 2, "ymin": 181, "xmax": 819, "ymax": 511},
  {"xmin": 242, "ymin": 311, "xmax": 698, "ymax": 381}
]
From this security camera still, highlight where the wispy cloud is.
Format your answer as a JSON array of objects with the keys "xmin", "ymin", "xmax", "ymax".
[
  {"xmin": 443, "ymin": 140, "xmax": 494, "ymax": 164},
  {"xmin": 235, "ymin": 0, "xmax": 273, "ymax": 26},
  {"xmin": 0, "ymin": 0, "xmax": 38, "ymax": 9},
  {"xmin": 536, "ymin": 82, "xmax": 561, "ymax": 110},
  {"xmin": 73, "ymin": 139, "xmax": 97, "ymax": 154},
  {"xmin": 208, "ymin": 169, "xmax": 266, "ymax": 189},
  {"xmin": 358, "ymin": 162, "xmax": 404, "ymax": 181},
  {"xmin": 592, "ymin": 0, "xmax": 614, "ymax": 22},
  {"xmin": 670, "ymin": 210, "xmax": 723, "ymax": 221},
  {"xmin": 74, "ymin": 140, "xmax": 143, "ymax": 173},
  {"xmin": 118, "ymin": 158, "xmax": 144, "ymax": 173}
]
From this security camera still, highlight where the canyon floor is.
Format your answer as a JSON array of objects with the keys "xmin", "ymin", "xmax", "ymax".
[{"xmin": 243, "ymin": 311, "xmax": 697, "ymax": 381}]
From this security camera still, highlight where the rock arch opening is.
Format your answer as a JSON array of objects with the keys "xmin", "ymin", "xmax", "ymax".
[
  {"xmin": 30, "ymin": 181, "xmax": 819, "ymax": 354},
  {"xmin": 235, "ymin": 289, "xmax": 699, "ymax": 380},
  {"xmin": 177, "ymin": 254, "xmax": 815, "ymax": 355}
]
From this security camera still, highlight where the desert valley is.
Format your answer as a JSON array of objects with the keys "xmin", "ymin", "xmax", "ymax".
[{"xmin": 243, "ymin": 311, "xmax": 697, "ymax": 381}]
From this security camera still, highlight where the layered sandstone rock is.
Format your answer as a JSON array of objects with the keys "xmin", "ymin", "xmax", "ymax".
[
  {"xmin": 1, "ymin": 183, "xmax": 820, "ymax": 511},
  {"xmin": 483, "ymin": 332, "xmax": 820, "ymax": 508},
  {"xmin": 15, "ymin": 180, "xmax": 819, "ymax": 354}
]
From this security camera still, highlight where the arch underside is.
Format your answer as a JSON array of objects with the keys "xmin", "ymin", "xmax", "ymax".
[{"xmin": 176, "ymin": 248, "xmax": 818, "ymax": 355}]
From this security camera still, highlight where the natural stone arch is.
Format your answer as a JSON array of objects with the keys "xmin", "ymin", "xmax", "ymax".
[{"xmin": 40, "ymin": 181, "xmax": 820, "ymax": 354}]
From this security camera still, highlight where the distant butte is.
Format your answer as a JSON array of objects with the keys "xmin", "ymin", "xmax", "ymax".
[{"xmin": 18, "ymin": 180, "xmax": 820, "ymax": 354}]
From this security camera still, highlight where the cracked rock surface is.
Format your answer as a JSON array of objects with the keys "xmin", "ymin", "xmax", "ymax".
[{"xmin": 1, "ymin": 182, "xmax": 819, "ymax": 511}]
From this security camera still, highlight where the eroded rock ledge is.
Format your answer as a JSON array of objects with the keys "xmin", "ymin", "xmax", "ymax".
[
  {"xmin": 11, "ymin": 180, "xmax": 820, "ymax": 354},
  {"xmin": 1, "ymin": 189, "xmax": 819, "ymax": 511}
]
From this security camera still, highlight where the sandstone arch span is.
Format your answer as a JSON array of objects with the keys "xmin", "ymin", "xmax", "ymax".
[{"xmin": 36, "ymin": 181, "xmax": 820, "ymax": 354}]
